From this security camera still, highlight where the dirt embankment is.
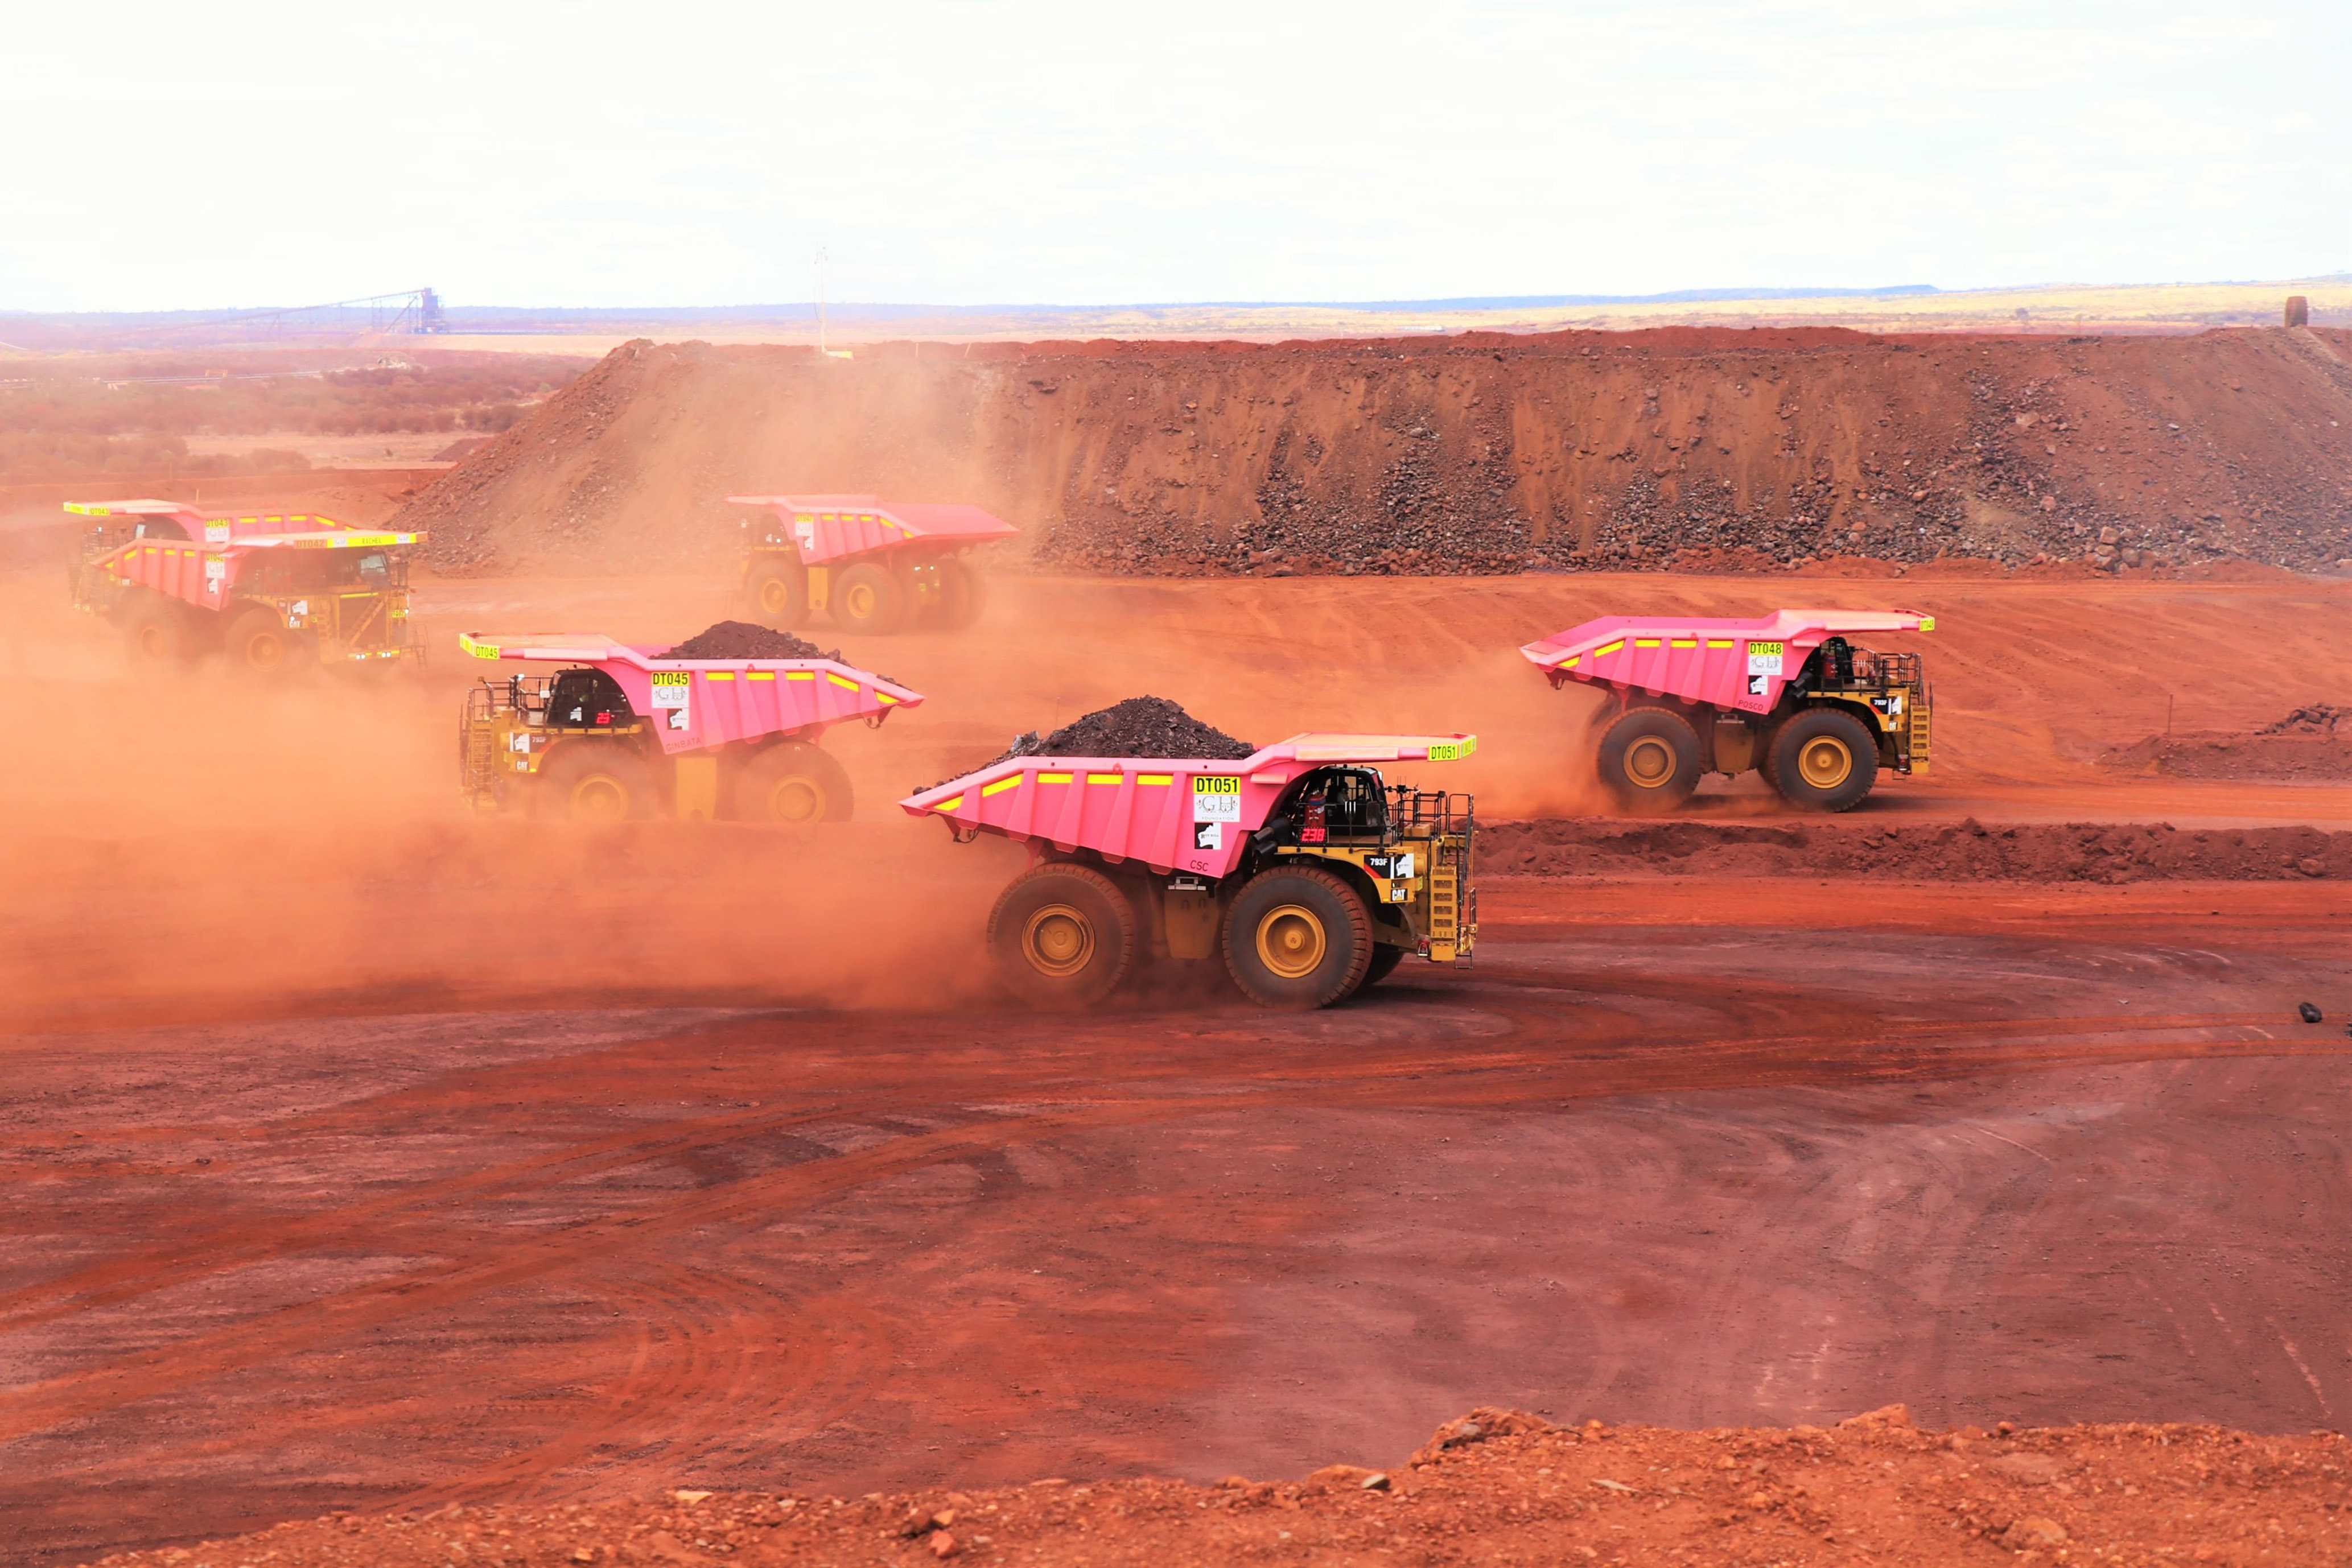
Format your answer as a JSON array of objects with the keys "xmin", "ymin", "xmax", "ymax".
[
  {"xmin": 1484, "ymin": 817, "xmax": 2351, "ymax": 882},
  {"xmin": 396, "ymin": 327, "xmax": 2352, "ymax": 578},
  {"xmin": 71, "ymin": 1408, "xmax": 2352, "ymax": 1568},
  {"xmin": 2104, "ymin": 705, "xmax": 2352, "ymax": 782}
]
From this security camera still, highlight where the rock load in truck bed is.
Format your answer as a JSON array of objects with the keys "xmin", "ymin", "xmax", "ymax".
[
  {"xmin": 996, "ymin": 695, "xmax": 1254, "ymax": 765},
  {"xmin": 658, "ymin": 619, "xmax": 842, "ymax": 663}
]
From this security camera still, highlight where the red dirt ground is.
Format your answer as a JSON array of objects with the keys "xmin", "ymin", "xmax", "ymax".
[
  {"xmin": 2103, "ymin": 705, "xmax": 2352, "ymax": 782},
  {"xmin": 3, "ymin": 566, "xmax": 2349, "ymax": 1566},
  {"xmin": 67, "ymin": 1411, "xmax": 2352, "ymax": 1567},
  {"xmin": 6, "ymin": 881, "xmax": 2349, "ymax": 1565},
  {"xmin": 393, "ymin": 327, "xmax": 2352, "ymax": 577}
]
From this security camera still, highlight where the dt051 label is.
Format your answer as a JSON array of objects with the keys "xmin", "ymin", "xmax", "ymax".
[{"xmin": 1192, "ymin": 775, "xmax": 1241, "ymax": 822}]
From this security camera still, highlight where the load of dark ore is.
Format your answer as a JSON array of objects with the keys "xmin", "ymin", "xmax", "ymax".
[
  {"xmin": 996, "ymin": 695, "xmax": 1254, "ymax": 766},
  {"xmin": 659, "ymin": 620, "xmax": 842, "ymax": 663},
  {"xmin": 924, "ymin": 696, "xmax": 1254, "ymax": 794}
]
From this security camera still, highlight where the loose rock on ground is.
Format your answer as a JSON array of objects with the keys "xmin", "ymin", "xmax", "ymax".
[{"xmin": 77, "ymin": 1408, "xmax": 2352, "ymax": 1567}]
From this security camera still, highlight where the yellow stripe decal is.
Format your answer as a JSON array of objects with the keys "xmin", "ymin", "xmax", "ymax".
[
  {"xmin": 1707, "ymin": 639, "xmax": 1735, "ymax": 649},
  {"xmin": 1635, "ymin": 638, "xmax": 1661, "ymax": 648},
  {"xmin": 785, "ymin": 671, "xmax": 814, "ymax": 682},
  {"xmin": 1037, "ymin": 772, "xmax": 1073, "ymax": 785},
  {"xmin": 1138, "ymin": 774, "xmax": 1173, "ymax": 786},
  {"xmin": 1595, "ymin": 639, "xmax": 1625, "ymax": 657},
  {"xmin": 981, "ymin": 777, "xmax": 1021, "ymax": 797},
  {"xmin": 1920, "ymin": 616, "xmax": 1937, "ymax": 632},
  {"xmin": 747, "ymin": 671, "xmax": 776, "ymax": 681},
  {"xmin": 1561, "ymin": 655, "xmax": 1580, "ymax": 669},
  {"xmin": 705, "ymin": 671, "xmax": 735, "ymax": 680},
  {"xmin": 936, "ymin": 794, "xmax": 963, "ymax": 812},
  {"xmin": 1670, "ymin": 638, "xmax": 1698, "ymax": 649},
  {"xmin": 876, "ymin": 692, "xmax": 897, "ymax": 704},
  {"xmin": 1086, "ymin": 773, "xmax": 1122, "ymax": 785},
  {"xmin": 826, "ymin": 673, "xmax": 859, "ymax": 691}
]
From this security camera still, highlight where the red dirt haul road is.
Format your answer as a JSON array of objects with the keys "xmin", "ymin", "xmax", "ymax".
[
  {"xmin": 1, "ymin": 563, "xmax": 2350, "ymax": 1566},
  {"xmin": 1, "ymin": 883, "xmax": 2347, "ymax": 1567}
]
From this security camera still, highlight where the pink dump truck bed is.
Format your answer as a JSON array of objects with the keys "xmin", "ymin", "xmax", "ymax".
[
  {"xmin": 1519, "ymin": 610, "xmax": 1933, "ymax": 715},
  {"xmin": 457, "ymin": 632, "xmax": 922, "ymax": 754},
  {"xmin": 900, "ymin": 733, "xmax": 1476, "ymax": 880},
  {"xmin": 68, "ymin": 498, "xmax": 423, "ymax": 609},
  {"xmin": 726, "ymin": 493, "xmax": 1018, "ymax": 567}
]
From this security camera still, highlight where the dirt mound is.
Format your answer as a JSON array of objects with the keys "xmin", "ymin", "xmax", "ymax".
[
  {"xmin": 1484, "ymin": 816, "xmax": 2349, "ymax": 882},
  {"xmin": 658, "ymin": 619, "xmax": 841, "ymax": 663},
  {"xmin": 73, "ymin": 1410, "xmax": 2352, "ymax": 1567},
  {"xmin": 395, "ymin": 328, "xmax": 2352, "ymax": 578},
  {"xmin": 2103, "ymin": 703, "xmax": 2352, "ymax": 781}
]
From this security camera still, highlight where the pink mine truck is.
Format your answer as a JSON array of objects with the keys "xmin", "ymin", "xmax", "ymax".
[
  {"xmin": 1520, "ymin": 610, "xmax": 1936, "ymax": 814},
  {"xmin": 67, "ymin": 498, "xmax": 424, "ymax": 672},
  {"xmin": 731, "ymin": 493, "xmax": 1019, "ymax": 636},
  {"xmin": 901, "ymin": 734, "xmax": 1478, "ymax": 1010},
  {"xmin": 456, "ymin": 632, "xmax": 922, "ymax": 822}
]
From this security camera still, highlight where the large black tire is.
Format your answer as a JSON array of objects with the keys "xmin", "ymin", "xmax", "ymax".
[
  {"xmin": 1768, "ymin": 708, "xmax": 1880, "ymax": 813},
  {"xmin": 831, "ymin": 562, "xmax": 904, "ymax": 635},
  {"xmin": 539, "ymin": 744, "xmax": 660, "ymax": 822},
  {"xmin": 930, "ymin": 558, "xmax": 985, "ymax": 631},
  {"xmin": 122, "ymin": 597, "xmax": 187, "ymax": 666},
  {"xmin": 1223, "ymin": 864, "xmax": 1375, "ymax": 1009},
  {"xmin": 1596, "ymin": 708, "xmax": 1702, "ymax": 814},
  {"xmin": 1361, "ymin": 944, "xmax": 1407, "ymax": 988},
  {"xmin": 987, "ymin": 863, "xmax": 1138, "ymax": 1008},
  {"xmin": 732, "ymin": 742, "xmax": 852, "ymax": 824},
  {"xmin": 746, "ymin": 558, "xmax": 808, "ymax": 628},
  {"xmin": 222, "ymin": 604, "xmax": 307, "ymax": 678}
]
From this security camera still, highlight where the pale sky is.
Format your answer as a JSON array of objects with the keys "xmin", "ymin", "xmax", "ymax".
[{"xmin": 5, "ymin": 1, "xmax": 2346, "ymax": 312}]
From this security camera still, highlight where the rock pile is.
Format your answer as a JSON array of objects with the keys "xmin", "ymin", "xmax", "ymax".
[
  {"xmin": 971, "ymin": 696, "xmax": 1255, "ymax": 776},
  {"xmin": 658, "ymin": 620, "xmax": 840, "ymax": 663}
]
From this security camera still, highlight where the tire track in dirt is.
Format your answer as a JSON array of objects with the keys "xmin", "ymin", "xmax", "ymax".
[
  {"xmin": 0, "ymin": 964, "xmax": 2222, "ymax": 1338},
  {"xmin": 0, "ymin": 983, "xmax": 2330, "ymax": 1462}
]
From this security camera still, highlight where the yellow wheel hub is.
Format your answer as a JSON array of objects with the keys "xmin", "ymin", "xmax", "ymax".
[
  {"xmin": 758, "ymin": 577, "xmax": 791, "ymax": 614},
  {"xmin": 844, "ymin": 580, "xmax": 878, "ymax": 618},
  {"xmin": 1021, "ymin": 903, "xmax": 1095, "ymax": 977},
  {"xmin": 767, "ymin": 775, "xmax": 825, "ymax": 823},
  {"xmin": 570, "ymin": 774, "xmax": 631, "ymax": 822},
  {"xmin": 1798, "ymin": 735, "xmax": 1853, "ymax": 790},
  {"xmin": 1623, "ymin": 735, "xmax": 1677, "ymax": 788},
  {"xmin": 1254, "ymin": 904, "xmax": 1328, "ymax": 979},
  {"xmin": 245, "ymin": 634, "xmax": 286, "ymax": 672}
]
